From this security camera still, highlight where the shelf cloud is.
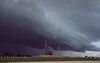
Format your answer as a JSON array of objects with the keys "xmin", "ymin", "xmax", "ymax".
[{"xmin": 0, "ymin": 0, "xmax": 100, "ymax": 55}]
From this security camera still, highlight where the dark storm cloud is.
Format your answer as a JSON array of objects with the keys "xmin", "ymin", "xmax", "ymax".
[
  {"xmin": 0, "ymin": 0, "xmax": 100, "ymax": 55},
  {"xmin": 0, "ymin": 0, "xmax": 66, "ymax": 51},
  {"xmin": 0, "ymin": 42, "xmax": 43, "ymax": 55},
  {"xmin": 37, "ymin": 0, "xmax": 100, "ymax": 50}
]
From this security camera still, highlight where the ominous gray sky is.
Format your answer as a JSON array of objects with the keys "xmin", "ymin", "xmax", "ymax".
[{"xmin": 0, "ymin": 0, "xmax": 100, "ymax": 56}]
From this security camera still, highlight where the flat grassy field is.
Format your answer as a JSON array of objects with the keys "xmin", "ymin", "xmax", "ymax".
[
  {"xmin": 0, "ymin": 57, "xmax": 100, "ymax": 62},
  {"xmin": 4, "ymin": 61, "xmax": 100, "ymax": 63}
]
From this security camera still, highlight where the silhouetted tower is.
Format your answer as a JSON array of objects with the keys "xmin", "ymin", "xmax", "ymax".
[
  {"xmin": 44, "ymin": 40, "xmax": 47, "ymax": 55},
  {"xmin": 44, "ymin": 40, "xmax": 54, "ymax": 55},
  {"xmin": 45, "ymin": 40, "xmax": 47, "ymax": 49},
  {"xmin": 58, "ymin": 47, "xmax": 60, "ymax": 56}
]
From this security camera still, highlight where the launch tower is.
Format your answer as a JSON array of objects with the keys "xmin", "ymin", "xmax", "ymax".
[{"xmin": 44, "ymin": 40, "xmax": 54, "ymax": 55}]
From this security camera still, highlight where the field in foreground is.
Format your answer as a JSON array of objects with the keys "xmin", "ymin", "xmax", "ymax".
[
  {"xmin": 6, "ymin": 61, "xmax": 100, "ymax": 63},
  {"xmin": 0, "ymin": 57, "xmax": 100, "ymax": 62}
]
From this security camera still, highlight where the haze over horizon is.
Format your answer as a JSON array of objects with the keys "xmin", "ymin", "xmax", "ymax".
[{"xmin": 0, "ymin": 0, "xmax": 100, "ymax": 56}]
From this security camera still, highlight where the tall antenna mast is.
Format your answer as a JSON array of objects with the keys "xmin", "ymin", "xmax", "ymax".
[
  {"xmin": 44, "ymin": 40, "xmax": 47, "ymax": 55},
  {"xmin": 45, "ymin": 40, "xmax": 47, "ymax": 46}
]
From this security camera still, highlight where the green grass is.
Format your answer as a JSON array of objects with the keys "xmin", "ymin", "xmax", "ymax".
[{"xmin": 0, "ymin": 57, "xmax": 100, "ymax": 62}]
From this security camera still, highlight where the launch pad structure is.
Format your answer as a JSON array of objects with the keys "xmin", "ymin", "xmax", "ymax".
[
  {"xmin": 44, "ymin": 40, "xmax": 54, "ymax": 55},
  {"xmin": 39, "ymin": 40, "xmax": 61, "ymax": 57}
]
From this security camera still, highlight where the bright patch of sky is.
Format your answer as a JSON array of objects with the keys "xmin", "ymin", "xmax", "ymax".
[{"xmin": 92, "ymin": 41, "xmax": 100, "ymax": 48}]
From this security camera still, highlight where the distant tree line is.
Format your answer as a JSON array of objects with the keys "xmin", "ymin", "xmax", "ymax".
[{"xmin": 0, "ymin": 52, "xmax": 31, "ymax": 58}]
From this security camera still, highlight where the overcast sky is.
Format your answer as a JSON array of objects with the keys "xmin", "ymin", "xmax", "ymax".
[{"xmin": 0, "ymin": 0, "xmax": 100, "ymax": 56}]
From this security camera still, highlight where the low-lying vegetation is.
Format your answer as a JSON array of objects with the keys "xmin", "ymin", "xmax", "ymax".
[{"xmin": 0, "ymin": 57, "xmax": 100, "ymax": 62}]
